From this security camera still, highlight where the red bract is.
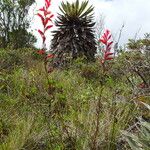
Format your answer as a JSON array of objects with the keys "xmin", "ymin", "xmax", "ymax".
[
  {"xmin": 38, "ymin": 29, "xmax": 46, "ymax": 42},
  {"xmin": 39, "ymin": 7, "xmax": 45, "ymax": 11},
  {"xmin": 45, "ymin": 25, "xmax": 53, "ymax": 32},
  {"xmin": 45, "ymin": 0, "xmax": 51, "ymax": 8},
  {"xmin": 47, "ymin": 54, "xmax": 54, "ymax": 59},
  {"xmin": 104, "ymin": 52, "xmax": 113, "ymax": 60},
  {"xmin": 37, "ymin": 49, "xmax": 45, "ymax": 55},
  {"xmin": 37, "ymin": 0, "xmax": 54, "ymax": 47},
  {"xmin": 99, "ymin": 29, "xmax": 114, "ymax": 64},
  {"xmin": 37, "ymin": 13, "xmax": 44, "ymax": 25}
]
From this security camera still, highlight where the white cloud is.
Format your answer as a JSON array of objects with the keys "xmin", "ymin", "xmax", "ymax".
[
  {"xmin": 31, "ymin": 0, "xmax": 150, "ymax": 48},
  {"xmin": 94, "ymin": 0, "xmax": 150, "ymax": 45}
]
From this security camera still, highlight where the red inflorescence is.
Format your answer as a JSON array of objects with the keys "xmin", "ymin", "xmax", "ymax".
[
  {"xmin": 37, "ymin": 0, "xmax": 54, "ymax": 58},
  {"xmin": 99, "ymin": 30, "xmax": 114, "ymax": 64}
]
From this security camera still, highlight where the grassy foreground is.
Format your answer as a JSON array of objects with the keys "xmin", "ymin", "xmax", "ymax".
[{"xmin": 0, "ymin": 48, "xmax": 149, "ymax": 150}]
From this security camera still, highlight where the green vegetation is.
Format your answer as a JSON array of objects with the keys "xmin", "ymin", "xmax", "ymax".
[
  {"xmin": 0, "ymin": 47, "xmax": 150, "ymax": 149},
  {"xmin": 0, "ymin": 0, "xmax": 150, "ymax": 149},
  {"xmin": 123, "ymin": 103, "xmax": 150, "ymax": 150},
  {"xmin": 0, "ymin": 0, "xmax": 36, "ymax": 49}
]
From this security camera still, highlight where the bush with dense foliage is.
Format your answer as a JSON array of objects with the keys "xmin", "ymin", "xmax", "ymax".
[
  {"xmin": 0, "ymin": 0, "xmax": 36, "ymax": 48},
  {"xmin": 0, "ymin": 46, "xmax": 150, "ymax": 149}
]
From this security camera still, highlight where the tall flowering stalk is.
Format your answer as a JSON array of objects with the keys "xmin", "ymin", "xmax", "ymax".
[
  {"xmin": 36, "ymin": 0, "xmax": 55, "ymax": 97},
  {"xmin": 99, "ymin": 29, "xmax": 113, "ymax": 72},
  {"xmin": 92, "ymin": 30, "xmax": 114, "ymax": 148},
  {"xmin": 91, "ymin": 30, "xmax": 114, "ymax": 149},
  {"xmin": 37, "ymin": 0, "xmax": 54, "ymax": 73}
]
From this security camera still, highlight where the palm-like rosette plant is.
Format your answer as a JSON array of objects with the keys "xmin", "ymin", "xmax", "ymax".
[{"xmin": 51, "ymin": 0, "xmax": 97, "ymax": 66}]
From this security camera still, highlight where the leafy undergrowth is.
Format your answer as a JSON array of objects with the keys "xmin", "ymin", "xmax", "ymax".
[{"xmin": 0, "ymin": 48, "xmax": 150, "ymax": 150}]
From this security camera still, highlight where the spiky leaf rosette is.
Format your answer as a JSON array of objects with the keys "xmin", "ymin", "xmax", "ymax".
[{"xmin": 51, "ymin": 0, "xmax": 96, "ymax": 67}]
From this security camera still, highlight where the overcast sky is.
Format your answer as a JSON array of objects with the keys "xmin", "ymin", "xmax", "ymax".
[{"xmin": 31, "ymin": 0, "xmax": 150, "ymax": 48}]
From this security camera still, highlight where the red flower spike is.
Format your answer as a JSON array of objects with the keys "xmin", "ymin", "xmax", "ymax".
[
  {"xmin": 36, "ymin": 0, "xmax": 54, "ymax": 67},
  {"xmin": 99, "ymin": 29, "xmax": 114, "ymax": 64}
]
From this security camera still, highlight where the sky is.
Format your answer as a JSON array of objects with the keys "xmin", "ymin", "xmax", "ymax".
[{"xmin": 30, "ymin": 0, "xmax": 150, "ymax": 48}]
